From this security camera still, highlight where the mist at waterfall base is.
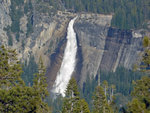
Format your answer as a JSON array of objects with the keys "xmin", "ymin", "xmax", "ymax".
[{"xmin": 52, "ymin": 17, "xmax": 77, "ymax": 97}]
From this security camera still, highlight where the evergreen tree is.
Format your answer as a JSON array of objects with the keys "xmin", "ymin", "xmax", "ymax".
[
  {"xmin": 21, "ymin": 56, "xmax": 38, "ymax": 86},
  {"xmin": 92, "ymin": 86, "xmax": 113, "ymax": 113},
  {"xmin": 0, "ymin": 45, "xmax": 23, "ymax": 89},
  {"xmin": 128, "ymin": 37, "xmax": 150, "ymax": 113},
  {"xmin": 74, "ymin": 99, "xmax": 90, "ymax": 113},
  {"xmin": 62, "ymin": 77, "xmax": 90, "ymax": 113},
  {"xmin": 0, "ymin": 46, "xmax": 51, "ymax": 113},
  {"xmin": 127, "ymin": 76, "xmax": 150, "ymax": 113},
  {"xmin": 32, "ymin": 57, "xmax": 50, "ymax": 112},
  {"xmin": 128, "ymin": 98, "xmax": 147, "ymax": 113},
  {"xmin": 33, "ymin": 57, "xmax": 49, "ymax": 100}
]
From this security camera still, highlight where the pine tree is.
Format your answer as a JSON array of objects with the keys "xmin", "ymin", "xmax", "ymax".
[
  {"xmin": 0, "ymin": 45, "xmax": 23, "ymax": 89},
  {"xmin": 128, "ymin": 98, "xmax": 147, "ymax": 113},
  {"xmin": 32, "ymin": 57, "xmax": 50, "ymax": 112},
  {"xmin": 0, "ymin": 46, "xmax": 51, "ymax": 113},
  {"xmin": 74, "ymin": 99, "xmax": 90, "ymax": 113},
  {"xmin": 62, "ymin": 77, "xmax": 90, "ymax": 113},
  {"xmin": 127, "ymin": 76, "xmax": 150, "ymax": 113},
  {"xmin": 92, "ymin": 86, "xmax": 113, "ymax": 113},
  {"xmin": 33, "ymin": 56, "xmax": 49, "ymax": 100},
  {"xmin": 128, "ymin": 36, "xmax": 150, "ymax": 113}
]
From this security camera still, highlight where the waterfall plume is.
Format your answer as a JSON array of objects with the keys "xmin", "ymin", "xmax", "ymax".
[{"xmin": 52, "ymin": 17, "xmax": 78, "ymax": 97}]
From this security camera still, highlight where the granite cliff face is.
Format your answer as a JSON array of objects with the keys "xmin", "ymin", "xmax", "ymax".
[
  {"xmin": 0, "ymin": 0, "xmax": 74, "ymax": 66},
  {"xmin": 0, "ymin": 0, "xmax": 147, "ymax": 88},
  {"xmin": 74, "ymin": 15, "xmax": 144, "ymax": 86},
  {"xmin": 0, "ymin": 0, "xmax": 11, "ymax": 45},
  {"xmin": 74, "ymin": 14, "xmax": 112, "ymax": 85},
  {"xmin": 100, "ymin": 28, "xmax": 143, "ymax": 72}
]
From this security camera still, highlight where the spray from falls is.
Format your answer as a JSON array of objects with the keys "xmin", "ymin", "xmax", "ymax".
[{"xmin": 52, "ymin": 17, "xmax": 78, "ymax": 97}]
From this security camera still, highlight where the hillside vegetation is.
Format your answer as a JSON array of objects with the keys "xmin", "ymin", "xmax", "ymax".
[{"xmin": 60, "ymin": 0, "xmax": 150, "ymax": 29}]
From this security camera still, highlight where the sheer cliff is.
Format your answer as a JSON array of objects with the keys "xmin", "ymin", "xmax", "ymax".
[
  {"xmin": 74, "ymin": 14, "xmax": 144, "ymax": 86},
  {"xmin": 0, "ymin": 0, "xmax": 149, "ymax": 88}
]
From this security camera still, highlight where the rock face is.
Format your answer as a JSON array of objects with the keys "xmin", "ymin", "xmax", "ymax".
[
  {"xmin": 0, "ymin": 1, "xmax": 146, "ymax": 88},
  {"xmin": 100, "ymin": 28, "xmax": 143, "ymax": 72},
  {"xmin": 0, "ymin": 0, "xmax": 11, "ymax": 45},
  {"xmin": 74, "ymin": 16, "xmax": 143, "ymax": 85},
  {"xmin": 0, "ymin": 0, "xmax": 75, "ymax": 66},
  {"xmin": 74, "ymin": 14, "xmax": 112, "ymax": 85}
]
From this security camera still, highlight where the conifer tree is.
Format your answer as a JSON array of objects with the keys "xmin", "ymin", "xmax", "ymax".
[
  {"xmin": 62, "ymin": 77, "xmax": 90, "ymax": 113},
  {"xmin": 92, "ymin": 86, "xmax": 113, "ymax": 113},
  {"xmin": 74, "ymin": 99, "xmax": 90, "ymax": 113},
  {"xmin": 128, "ymin": 98, "xmax": 147, "ymax": 113},
  {"xmin": 0, "ymin": 45, "xmax": 23, "ymax": 89},
  {"xmin": 128, "ymin": 76, "xmax": 150, "ymax": 113},
  {"xmin": 32, "ymin": 57, "xmax": 50, "ymax": 112},
  {"xmin": 128, "ymin": 36, "xmax": 150, "ymax": 113},
  {"xmin": 0, "ymin": 46, "xmax": 51, "ymax": 113},
  {"xmin": 33, "ymin": 56, "xmax": 49, "ymax": 100}
]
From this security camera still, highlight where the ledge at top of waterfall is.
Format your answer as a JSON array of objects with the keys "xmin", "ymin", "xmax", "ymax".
[{"xmin": 52, "ymin": 17, "xmax": 78, "ymax": 97}]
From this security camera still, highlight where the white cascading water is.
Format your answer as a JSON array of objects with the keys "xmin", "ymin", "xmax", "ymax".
[{"xmin": 52, "ymin": 17, "xmax": 78, "ymax": 97}]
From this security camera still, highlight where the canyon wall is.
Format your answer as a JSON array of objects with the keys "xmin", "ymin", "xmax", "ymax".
[
  {"xmin": 0, "ymin": 0, "xmax": 146, "ymax": 88},
  {"xmin": 74, "ymin": 14, "xmax": 143, "ymax": 86}
]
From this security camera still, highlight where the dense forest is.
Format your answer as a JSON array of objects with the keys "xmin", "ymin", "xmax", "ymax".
[
  {"xmin": 0, "ymin": 46, "xmax": 51, "ymax": 112},
  {"xmin": 55, "ymin": 0, "xmax": 150, "ymax": 29}
]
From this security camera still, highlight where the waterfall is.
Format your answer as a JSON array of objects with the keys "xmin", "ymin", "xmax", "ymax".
[{"xmin": 52, "ymin": 17, "xmax": 78, "ymax": 97}]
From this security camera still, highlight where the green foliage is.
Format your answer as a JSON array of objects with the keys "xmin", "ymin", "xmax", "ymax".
[
  {"xmin": 73, "ymin": 99, "xmax": 90, "ymax": 113},
  {"xmin": 100, "ymin": 67, "xmax": 143, "ymax": 96},
  {"xmin": 141, "ymin": 37, "xmax": 150, "ymax": 72},
  {"xmin": 0, "ymin": 45, "xmax": 23, "ymax": 88},
  {"xmin": 9, "ymin": 0, "xmax": 24, "ymax": 41},
  {"xmin": 21, "ymin": 56, "xmax": 38, "ymax": 86},
  {"xmin": 143, "ymin": 36, "xmax": 150, "ymax": 48},
  {"xmin": 92, "ymin": 86, "xmax": 113, "ymax": 113},
  {"xmin": 82, "ymin": 75, "xmax": 97, "ymax": 110},
  {"xmin": 81, "ymin": 67, "xmax": 143, "ymax": 112},
  {"xmin": 10, "ymin": 1, "xmax": 24, "ymax": 31},
  {"xmin": 128, "ymin": 98, "xmax": 147, "ymax": 113},
  {"xmin": 0, "ymin": 86, "xmax": 46, "ymax": 113},
  {"xmin": 0, "ymin": 46, "xmax": 51, "ymax": 113},
  {"xmin": 128, "ymin": 76, "xmax": 150, "ymax": 112},
  {"xmin": 8, "ymin": 0, "xmax": 34, "ymax": 40},
  {"xmin": 26, "ymin": 15, "xmax": 33, "ymax": 37},
  {"xmin": 65, "ymin": 77, "xmax": 79, "ymax": 98},
  {"xmin": 60, "ymin": 0, "xmax": 150, "ymax": 29},
  {"xmin": 33, "ymin": 57, "xmax": 49, "ymax": 100},
  {"xmin": 62, "ymin": 77, "xmax": 90, "ymax": 113},
  {"xmin": 24, "ymin": 1, "xmax": 33, "ymax": 37},
  {"xmin": 132, "ymin": 76, "xmax": 150, "ymax": 107},
  {"xmin": 128, "ymin": 36, "xmax": 150, "ymax": 113},
  {"xmin": 24, "ymin": 1, "xmax": 33, "ymax": 14},
  {"xmin": 35, "ymin": 1, "xmax": 58, "ymax": 16}
]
